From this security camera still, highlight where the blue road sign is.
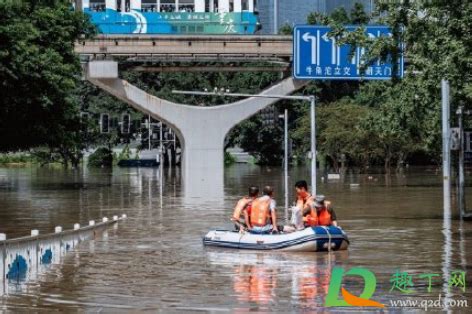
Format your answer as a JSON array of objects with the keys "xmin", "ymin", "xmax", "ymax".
[{"xmin": 293, "ymin": 25, "xmax": 404, "ymax": 80}]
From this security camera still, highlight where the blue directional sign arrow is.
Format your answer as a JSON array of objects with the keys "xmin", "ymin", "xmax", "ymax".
[{"xmin": 293, "ymin": 25, "xmax": 404, "ymax": 80}]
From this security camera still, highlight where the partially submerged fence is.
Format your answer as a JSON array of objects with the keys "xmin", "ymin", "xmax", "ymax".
[{"xmin": 0, "ymin": 214, "xmax": 127, "ymax": 289}]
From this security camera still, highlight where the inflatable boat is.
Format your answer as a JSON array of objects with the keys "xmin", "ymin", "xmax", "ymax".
[{"xmin": 203, "ymin": 226, "xmax": 349, "ymax": 252}]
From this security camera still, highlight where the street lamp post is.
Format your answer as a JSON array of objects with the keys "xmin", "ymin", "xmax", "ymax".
[
  {"xmin": 172, "ymin": 89, "xmax": 318, "ymax": 196},
  {"xmin": 273, "ymin": 0, "xmax": 278, "ymax": 35},
  {"xmin": 278, "ymin": 109, "xmax": 289, "ymax": 215}
]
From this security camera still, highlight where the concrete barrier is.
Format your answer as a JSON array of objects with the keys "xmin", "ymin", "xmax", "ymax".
[{"xmin": 0, "ymin": 214, "xmax": 127, "ymax": 289}]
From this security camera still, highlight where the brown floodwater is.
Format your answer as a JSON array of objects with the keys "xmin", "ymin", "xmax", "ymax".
[{"xmin": 0, "ymin": 165, "xmax": 471, "ymax": 312}]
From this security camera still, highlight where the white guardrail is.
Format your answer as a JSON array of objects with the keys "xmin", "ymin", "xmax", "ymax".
[{"xmin": 0, "ymin": 214, "xmax": 127, "ymax": 287}]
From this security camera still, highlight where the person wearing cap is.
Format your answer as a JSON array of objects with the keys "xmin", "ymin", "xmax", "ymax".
[{"xmin": 304, "ymin": 195, "xmax": 338, "ymax": 227}]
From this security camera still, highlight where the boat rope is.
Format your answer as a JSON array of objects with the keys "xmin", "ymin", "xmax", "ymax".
[{"xmin": 322, "ymin": 226, "xmax": 332, "ymax": 252}]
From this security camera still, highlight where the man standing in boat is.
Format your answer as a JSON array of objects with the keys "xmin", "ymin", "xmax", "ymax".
[
  {"xmin": 247, "ymin": 186, "xmax": 278, "ymax": 234},
  {"xmin": 231, "ymin": 186, "xmax": 259, "ymax": 231}
]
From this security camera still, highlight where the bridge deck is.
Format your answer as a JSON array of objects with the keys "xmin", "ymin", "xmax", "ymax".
[{"xmin": 76, "ymin": 35, "xmax": 293, "ymax": 62}]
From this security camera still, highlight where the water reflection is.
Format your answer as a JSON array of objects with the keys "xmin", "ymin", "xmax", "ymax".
[
  {"xmin": 206, "ymin": 250, "xmax": 346, "ymax": 309},
  {"xmin": 184, "ymin": 166, "xmax": 224, "ymax": 206}
]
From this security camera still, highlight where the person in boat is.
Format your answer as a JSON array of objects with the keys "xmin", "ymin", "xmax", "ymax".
[
  {"xmin": 231, "ymin": 186, "xmax": 259, "ymax": 231},
  {"xmin": 295, "ymin": 180, "xmax": 315, "ymax": 212},
  {"xmin": 282, "ymin": 180, "xmax": 314, "ymax": 233},
  {"xmin": 247, "ymin": 186, "xmax": 278, "ymax": 234},
  {"xmin": 304, "ymin": 195, "xmax": 338, "ymax": 227}
]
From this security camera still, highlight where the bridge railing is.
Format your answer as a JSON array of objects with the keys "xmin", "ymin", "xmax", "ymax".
[{"xmin": 0, "ymin": 214, "xmax": 127, "ymax": 292}]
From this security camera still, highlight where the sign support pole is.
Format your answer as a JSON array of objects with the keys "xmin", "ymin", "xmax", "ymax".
[
  {"xmin": 284, "ymin": 109, "xmax": 289, "ymax": 213},
  {"xmin": 310, "ymin": 95, "xmax": 317, "ymax": 196},
  {"xmin": 442, "ymin": 79, "xmax": 451, "ymax": 218},
  {"xmin": 457, "ymin": 106, "xmax": 465, "ymax": 219}
]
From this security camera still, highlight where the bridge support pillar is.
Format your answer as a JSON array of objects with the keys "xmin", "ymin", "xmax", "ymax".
[{"xmin": 86, "ymin": 61, "xmax": 305, "ymax": 200}]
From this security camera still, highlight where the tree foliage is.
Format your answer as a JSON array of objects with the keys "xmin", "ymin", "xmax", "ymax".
[
  {"xmin": 0, "ymin": 0, "xmax": 94, "ymax": 165},
  {"xmin": 290, "ymin": 1, "xmax": 472, "ymax": 171}
]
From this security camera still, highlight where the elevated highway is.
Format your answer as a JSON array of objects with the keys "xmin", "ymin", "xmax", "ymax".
[{"xmin": 76, "ymin": 34, "xmax": 294, "ymax": 67}]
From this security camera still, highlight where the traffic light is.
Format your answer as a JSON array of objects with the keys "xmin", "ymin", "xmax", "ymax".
[{"xmin": 100, "ymin": 113, "xmax": 110, "ymax": 133}]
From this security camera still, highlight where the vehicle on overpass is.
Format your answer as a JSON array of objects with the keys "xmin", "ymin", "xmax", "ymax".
[{"xmin": 74, "ymin": 0, "xmax": 260, "ymax": 34}]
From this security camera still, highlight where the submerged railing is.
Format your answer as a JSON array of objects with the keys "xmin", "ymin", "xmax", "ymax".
[{"xmin": 0, "ymin": 214, "xmax": 127, "ymax": 288}]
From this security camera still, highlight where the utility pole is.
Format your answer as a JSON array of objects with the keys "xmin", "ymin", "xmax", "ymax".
[
  {"xmin": 283, "ymin": 109, "xmax": 289, "ymax": 212},
  {"xmin": 457, "ymin": 106, "xmax": 465, "ymax": 219},
  {"xmin": 310, "ymin": 96, "xmax": 317, "ymax": 196},
  {"xmin": 159, "ymin": 121, "xmax": 164, "ymax": 166},
  {"xmin": 148, "ymin": 114, "xmax": 152, "ymax": 151},
  {"xmin": 442, "ymin": 80, "xmax": 451, "ymax": 218},
  {"xmin": 273, "ymin": 0, "xmax": 278, "ymax": 35}
]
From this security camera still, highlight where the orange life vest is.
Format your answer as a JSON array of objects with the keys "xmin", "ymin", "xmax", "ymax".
[
  {"xmin": 250, "ymin": 197, "xmax": 271, "ymax": 227},
  {"xmin": 304, "ymin": 201, "xmax": 332, "ymax": 226}
]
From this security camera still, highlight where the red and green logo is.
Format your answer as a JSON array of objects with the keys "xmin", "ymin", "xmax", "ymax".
[{"xmin": 325, "ymin": 267, "xmax": 385, "ymax": 308}]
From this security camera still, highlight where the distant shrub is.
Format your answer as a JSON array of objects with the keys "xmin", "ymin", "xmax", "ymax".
[
  {"xmin": 224, "ymin": 151, "xmax": 236, "ymax": 166},
  {"xmin": 0, "ymin": 152, "xmax": 33, "ymax": 164},
  {"xmin": 88, "ymin": 147, "xmax": 113, "ymax": 167}
]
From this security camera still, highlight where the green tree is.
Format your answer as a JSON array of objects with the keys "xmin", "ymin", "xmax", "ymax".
[
  {"xmin": 350, "ymin": 2, "xmax": 370, "ymax": 25},
  {"xmin": 278, "ymin": 23, "xmax": 293, "ymax": 35},
  {"xmin": 0, "ymin": 0, "xmax": 94, "ymax": 166},
  {"xmin": 293, "ymin": 98, "xmax": 372, "ymax": 172}
]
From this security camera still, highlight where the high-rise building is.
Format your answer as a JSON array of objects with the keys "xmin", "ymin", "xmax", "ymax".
[{"xmin": 258, "ymin": 0, "xmax": 374, "ymax": 34}]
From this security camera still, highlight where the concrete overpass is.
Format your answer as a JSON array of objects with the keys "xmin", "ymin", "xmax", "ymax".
[
  {"xmin": 76, "ymin": 34, "xmax": 293, "ymax": 64},
  {"xmin": 78, "ymin": 35, "xmax": 303, "ymax": 200}
]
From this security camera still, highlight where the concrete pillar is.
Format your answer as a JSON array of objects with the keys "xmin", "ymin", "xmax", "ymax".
[
  {"xmin": 106, "ymin": 0, "xmax": 116, "ymax": 10},
  {"xmin": 131, "ymin": 0, "xmax": 141, "ymax": 10},
  {"xmin": 218, "ymin": 0, "xmax": 229, "ymax": 12},
  {"xmin": 195, "ymin": 0, "xmax": 205, "ymax": 12},
  {"xmin": 234, "ymin": 0, "xmax": 241, "ymax": 12},
  {"xmin": 86, "ymin": 61, "xmax": 305, "ymax": 200}
]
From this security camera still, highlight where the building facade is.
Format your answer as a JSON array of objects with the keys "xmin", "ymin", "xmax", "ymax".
[{"xmin": 258, "ymin": 0, "xmax": 374, "ymax": 34}]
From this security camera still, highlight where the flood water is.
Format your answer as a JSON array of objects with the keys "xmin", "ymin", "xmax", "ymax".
[{"xmin": 0, "ymin": 165, "xmax": 471, "ymax": 312}]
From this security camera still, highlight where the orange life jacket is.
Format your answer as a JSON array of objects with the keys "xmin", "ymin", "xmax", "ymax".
[
  {"xmin": 246, "ymin": 202, "xmax": 252, "ymax": 217},
  {"xmin": 304, "ymin": 201, "xmax": 332, "ymax": 226},
  {"xmin": 250, "ymin": 197, "xmax": 271, "ymax": 227},
  {"xmin": 317, "ymin": 203, "xmax": 332, "ymax": 226}
]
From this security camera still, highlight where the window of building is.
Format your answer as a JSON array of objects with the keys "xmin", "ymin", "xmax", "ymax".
[
  {"xmin": 242, "ymin": 0, "xmax": 248, "ymax": 11},
  {"xmin": 161, "ymin": 0, "xmax": 176, "ymax": 12},
  {"xmin": 142, "ymin": 0, "xmax": 158, "ymax": 12},
  {"xmin": 179, "ymin": 0, "xmax": 195, "ymax": 12},
  {"xmin": 90, "ymin": 0, "xmax": 106, "ymax": 12}
]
